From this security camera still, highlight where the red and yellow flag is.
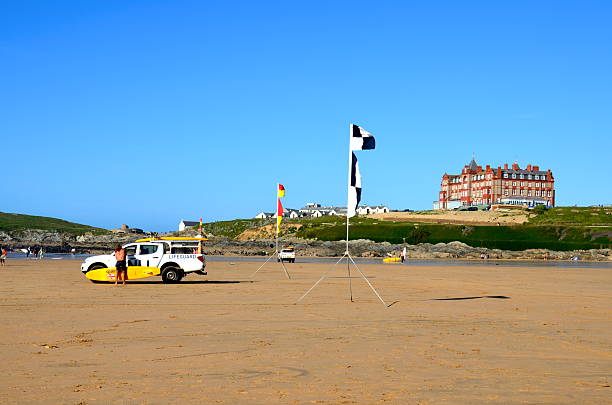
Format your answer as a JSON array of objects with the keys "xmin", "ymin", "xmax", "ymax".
[
  {"xmin": 277, "ymin": 184, "xmax": 285, "ymax": 197},
  {"xmin": 276, "ymin": 198, "xmax": 284, "ymax": 234},
  {"xmin": 198, "ymin": 217, "xmax": 203, "ymax": 254}
]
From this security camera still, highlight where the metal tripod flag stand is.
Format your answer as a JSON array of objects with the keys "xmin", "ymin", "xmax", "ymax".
[
  {"xmin": 295, "ymin": 124, "xmax": 387, "ymax": 306},
  {"xmin": 251, "ymin": 184, "xmax": 291, "ymax": 280}
]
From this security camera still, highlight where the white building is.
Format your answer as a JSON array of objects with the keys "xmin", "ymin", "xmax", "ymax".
[
  {"xmin": 285, "ymin": 209, "xmax": 301, "ymax": 219},
  {"xmin": 255, "ymin": 212, "xmax": 275, "ymax": 219},
  {"xmin": 433, "ymin": 200, "xmax": 461, "ymax": 210},
  {"xmin": 178, "ymin": 220, "xmax": 199, "ymax": 232},
  {"xmin": 256, "ymin": 203, "xmax": 388, "ymax": 219},
  {"xmin": 500, "ymin": 197, "xmax": 548, "ymax": 207}
]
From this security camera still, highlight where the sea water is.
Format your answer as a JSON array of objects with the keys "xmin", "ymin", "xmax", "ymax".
[{"xmin": 6, "ymin": 252, "xmax": 610, "ymax": 269}]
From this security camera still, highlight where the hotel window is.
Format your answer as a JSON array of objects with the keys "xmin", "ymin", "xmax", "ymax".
[
  {"xmin": 503, "ymin": 173, "xmax": 508, "ymax": 178},
  {"xmin": 519, "ymin": 174, "xmax": 524, "ymax": 179},
  {"xmin": 528, "ymin": 190, "xmax": 532, "ymax": 196},
  {"xmin": 528, "ymin": 174, "xmax": 532, "ymax": 180},
  {"xmin": 512, "ymin": 181, "xmax": 517, "ymax": 186},
  {"xmin": 512, "ymin": 173, "xmax": 516, "ymax": 179},
  {"xmin": 522, "ymin": 190, "xmax": 527, "ymax": 196},
  {"xmin": 548, "ymin": 191, "xmax": 551, "ymax": 197},
  {"xmin": 536, "ymin": 183, "xmax": 540, "ymax": 187},
  {"xmin": 542, "ymin": 175, "xmax": 547, "ymax": 181},
  {"xmin": 535, "ymin": 175, "xmax": 539, "ymax": 180}
]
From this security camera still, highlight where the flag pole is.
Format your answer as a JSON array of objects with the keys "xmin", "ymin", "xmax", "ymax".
[
  {"xmin": 346, "ymin": 126, "xmax": 352, "ymax": 254},
  {"xmin": 294, "ymin": 124, "xmax": 385, "ymax": 306},
  {"xmin": 276, "ymin": 183, "xmax": 279, "ymax": 256},
  {"xmin": 346, "ymin": 124, "xmax": 353, "ymax": 301},
  {"xmin": 252, "ymin": 183, "xmax": 290, "ymax": 279}
]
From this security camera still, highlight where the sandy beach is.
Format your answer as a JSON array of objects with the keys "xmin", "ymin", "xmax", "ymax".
[{"xmin": 1, "ymin": 259, "xmax": 610, "ymax": 404}]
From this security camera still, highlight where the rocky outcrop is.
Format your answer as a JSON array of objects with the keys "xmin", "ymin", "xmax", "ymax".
[
  {"xmin": 0, "ymin": 229, "xmax": 145, "ymax": 253},
  {"xmin": 1, "ymin": 229, "xmax": 610, "ymax": 261},
  {"xmin": 203, "ymin": 237, "xmax": 611, "ymax": 262}
]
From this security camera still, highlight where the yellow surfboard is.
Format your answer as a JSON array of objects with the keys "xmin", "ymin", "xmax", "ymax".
[
  {"xmin": 85, "ymin": 266, "xmax": 161, "ymax": 282},
  {"xmin": 383, "ymin": 257, "xmax": 402, "ymax": 263},
  {"xmin": 135, "ymin": 237, "xmax": 208, "ymax": 242}
]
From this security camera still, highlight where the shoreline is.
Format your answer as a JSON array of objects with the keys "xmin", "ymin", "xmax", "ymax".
[{"xmin": 4, "ymin": 253, "xmax": 611, "ymax": 268}]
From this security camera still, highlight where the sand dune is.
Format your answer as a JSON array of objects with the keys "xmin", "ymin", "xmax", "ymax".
[
  {"xmin": 368, "ymin": 210, "xmax": 530, "ymax": 225},
  {"xmin": 1, "ymin": 259, "xmax": 610, "ymax": 404}
]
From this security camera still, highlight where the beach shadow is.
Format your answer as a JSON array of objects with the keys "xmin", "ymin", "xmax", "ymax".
[
  {"xmin": 101, "ymin": 280, "xmax": 250, "ymax": 285},
  {"xmin": 432, "ymin": 295, "xmax": 510, "ymax": 301}
]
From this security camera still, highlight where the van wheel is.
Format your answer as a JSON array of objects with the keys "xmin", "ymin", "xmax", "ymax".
[{"xmin": 162, "ymin": 267, "xmax": 183, "ymax": 283}]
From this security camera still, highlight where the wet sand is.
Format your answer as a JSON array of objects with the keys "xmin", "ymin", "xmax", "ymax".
[{"xmin": 1, "ymin": 259, "xmax": 610, "ymax": 404}]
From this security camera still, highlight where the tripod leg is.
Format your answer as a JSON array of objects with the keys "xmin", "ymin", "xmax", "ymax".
[
  {"xmin": 347, "ymin": 255, "xmax": 353, "ymax": 302},
  {"xmin": 250, "ymin": 253, "xmax": 277, "ymax": 278},
  {"xmin": 279, "ymin": 257, "xmax": 291, "ymax": 280},
  {"xmin": 294, "ymin": 254, "xmax": 346, "ymax": 304},
  {"xmin": 348, "ymin": 254, "xmax": 388, "ymax": 307}
]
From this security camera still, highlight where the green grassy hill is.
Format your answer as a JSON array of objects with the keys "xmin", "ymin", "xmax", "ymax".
[
  {"xmin": 292, "ymin": 216, "xmax": 611, "ymax": 251},
  {"xmin": 0, "ymin": 212, "xmax": 107, "ymax": 235},
  {"xmin": 197, "ymin": 218, "xmax": 275, "ymax": 238},
  {"xmin": 191, "ymin": 207, "xmax": 612, "ymax": 251},
  {"xmin": 527, "ymin": 206, "xmax": 612, "ymax": 225}
]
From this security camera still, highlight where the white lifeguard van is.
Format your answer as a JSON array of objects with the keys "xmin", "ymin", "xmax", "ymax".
[
  {"xmin": 278, "ymin": 246, "xmax": 296, "ymax": 263},
  {"xmin": 81, "ymin": 237, "xmax": 207, "ymax": 283}
]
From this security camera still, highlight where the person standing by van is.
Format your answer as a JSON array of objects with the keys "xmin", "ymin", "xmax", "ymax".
[{"xmin": 114, "ymin": 244, "xmax": 127, "ymax": 285}]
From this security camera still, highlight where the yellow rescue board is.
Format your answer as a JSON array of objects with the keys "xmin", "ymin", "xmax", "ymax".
[
  {"xmin": 383, "ymin": 257, "xmax": 402, "ymax": 263},
  {"xmin": 85, "ymin": 266, "xmax": 161, "ymax": 282},
  {"xmin": 135, "ymin": 236, "xmax": 208, "ymax": 242}
]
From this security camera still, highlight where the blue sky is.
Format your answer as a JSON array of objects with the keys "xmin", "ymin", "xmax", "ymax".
[{"xmin": 2, "ymin": 1, "xmax": 611, "ymax": 231}]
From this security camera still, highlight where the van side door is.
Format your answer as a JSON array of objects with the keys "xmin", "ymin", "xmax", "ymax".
[{"xmin": 135, "ymin": 243, "xmax": 164, "ymax": 268}]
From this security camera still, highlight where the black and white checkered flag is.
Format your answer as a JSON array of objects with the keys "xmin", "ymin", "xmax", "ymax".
[
  {"xmin": 347, "ymin": 152, "xmax": 362, "ymax": 218},
  {"xmin": 347, "ymin": 124, "xmax": 375, "ymax": 218},
  {"xmin": 350, "ymin": 124, "xmax": 376, "ymax": 150}
]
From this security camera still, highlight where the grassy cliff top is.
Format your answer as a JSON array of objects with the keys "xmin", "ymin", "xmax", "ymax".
[
  {"xmin": 0, "ymin": 212, "xmax": 107, "ymax": 235},
  {"xmin": 527, "ymin": 206, "xmax": 612, "ymax": 225}
]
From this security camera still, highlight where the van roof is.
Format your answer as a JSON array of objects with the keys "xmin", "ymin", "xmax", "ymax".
[{"xmin": 135, "ymin": 237, "xmax": 208, "ymax": 242}]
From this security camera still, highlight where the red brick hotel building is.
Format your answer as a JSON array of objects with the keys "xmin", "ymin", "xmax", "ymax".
[{"xmin": 434, "ymin": 158, "xmax": 555, "ymax": 209}]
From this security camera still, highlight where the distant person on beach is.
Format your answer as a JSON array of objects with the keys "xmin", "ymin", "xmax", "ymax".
[
  {"xmin": 0, "ymin": 248, "xmax": 6, "ymax": 266},
  {"xmin": 401, "ymin": 247, "xmax": 406, "ymax": 263},
  {"xmin": 114, "ymin": 244, "xmax": 127, "ymax": 285},
  {"xmin": 38, "ymin": 247, "xmax": 44, "ymax": 260},
  {"xmin": 26, "ymin": 248, "xmax": 30, "ymax": 258},
  {"xmin": 32, "ymin": 247, "xmax": 37, "ymax": 259}
]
